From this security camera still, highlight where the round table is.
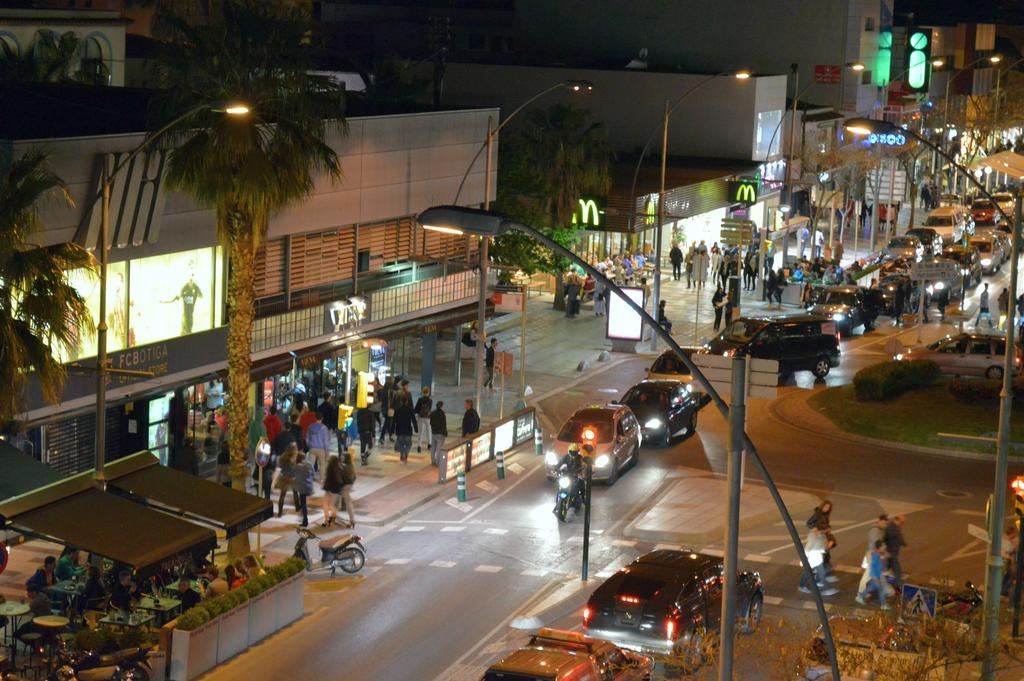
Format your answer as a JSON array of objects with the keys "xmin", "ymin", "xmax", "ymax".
[
  {"xmin": 33, "ymin": 615, "xmax": 69, "ymax": 675},
  {"xmin": 0, "ymin": 603, "xmax": 30, "ymax": 664}
]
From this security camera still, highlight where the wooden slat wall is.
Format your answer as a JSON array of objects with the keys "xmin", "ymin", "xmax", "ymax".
[
  {"xmin": 254, "ymin": 238, "xmax": 286, "ymax": 297},
  {"xmin": 288, "ymin": 227, "xmax": 358, "ymax": 290}
]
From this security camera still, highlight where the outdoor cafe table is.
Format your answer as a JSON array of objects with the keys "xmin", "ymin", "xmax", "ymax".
[
  {"xmin": 0, "ymin": 602, "xmax": 30, "ymax": 664},
  {"xmin": 33, "ymin": 615, "xmax": 69, "ymax": 675},
  {"xmin": 47, "ymin": 579, "xmax": 84, "ymax": 609},
  {"xmin": 137, "ymin": 596, "xmax": 181, "ymax": 625},
  {"xmin": 98, "ymin": 612, "xmax": 154, "ymax": 630}
]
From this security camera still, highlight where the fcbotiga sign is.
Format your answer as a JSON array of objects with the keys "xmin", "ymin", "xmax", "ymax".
[{"xmin": 727, "ymin": 177, "xmax": 759, "ymax": 206}]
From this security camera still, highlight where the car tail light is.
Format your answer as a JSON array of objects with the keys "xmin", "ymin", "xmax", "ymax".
[
  {"xmin": 583, "ymin": 606, "xmax": 592, "ymax": 627},
  {"xmin": 618, "ymin": 595, "xmax": 640, "ymax": 604},
  {"xmin": 665, "ymin": 618, "xmax": 676, "ymax": 640}
]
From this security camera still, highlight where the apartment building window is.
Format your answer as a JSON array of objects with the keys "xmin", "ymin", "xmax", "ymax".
[
  {"xmin": 861, "ymin": 70, "xmax": 873, "ymax": 85},
  {"xmin": 865, "ymin": 17, "xmax": 875, "ymax": 31}
]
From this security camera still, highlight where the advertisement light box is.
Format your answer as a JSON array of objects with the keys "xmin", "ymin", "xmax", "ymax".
[{"xmin": 606, "ymin": 286, "xmax": 645, "ymax": 341}]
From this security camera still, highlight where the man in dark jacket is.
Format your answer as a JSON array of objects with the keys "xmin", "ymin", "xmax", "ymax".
[
  {"xmin": 429, "ymin": 401, "xmax": 448, "ymax": 466},
  {"xmin": 462, "ymin": 399, "xmax": 481, "ymax": 436},
  {"xmin": 171, "ymin": 438, "xmax": 199, "ymax": 476},
  {"xmin": 884, "ymin": 515, "xmax": 907, "ymax": 589},
  {"xmin": 484, "ymin": 338, "xmax": 497, "ymax": 390},
  {"xmin": 355, "ymin": 406, "xmax": 376, "ymax": 465},
  {"xmin": 669, "ymin": 242, "xmax": 683, "ymax": 281}
]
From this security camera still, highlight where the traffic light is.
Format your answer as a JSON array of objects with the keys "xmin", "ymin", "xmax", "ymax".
[
  {"xmin": 581, "ymin": 426, "xmax": 597, "ymax": 447},
  {"xmin": 1012, "ymin": 477, "xmax": 1024, "ymax": 517},
  {"xmin": 355, "ymin": 371, "xmax": 375, "ymax": 409},
  {"xmin": 906, "ymin": 28, "xmax": 933, "ymax": 92}
]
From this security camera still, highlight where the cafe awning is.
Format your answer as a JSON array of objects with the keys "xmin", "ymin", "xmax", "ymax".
[
  {"xmin": 0, "ymin": 443, "xmax": 61, "ymax": 503},
  {"xmin": 104, "ymin": 452, "xmax": 273, "ymax": 538},
  {"xmin": 0, "ymin": 474, "xmax": 217, "ymax": 578}
]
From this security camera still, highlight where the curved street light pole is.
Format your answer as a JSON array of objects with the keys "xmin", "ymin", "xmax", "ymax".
[
  {"xmin": 847, "ymin": 118, "xmax": 1016, "ymax": 680},
  {"xmin": 418, "ymin": 204, "xmax": 843, "ymax": 681},
  {"xmin": 88, "ymin": 102, "xmax": 249, "ymax": 481}
]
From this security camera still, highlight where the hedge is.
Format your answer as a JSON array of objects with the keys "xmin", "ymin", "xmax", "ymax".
[
  {"xmin": 175, "ymin": 556, "xmax": 306, "ymax": 631},
  {"xmin": 853, "ymin": 360, "xmax": 939, "ymax": 401},
  {"xmin": 74, "ymin": 625, "xmax": 155, "ymax": 653},
  {"xmin": 948, "ymin": 377, "xmax": 1024, "ymax": 402}
]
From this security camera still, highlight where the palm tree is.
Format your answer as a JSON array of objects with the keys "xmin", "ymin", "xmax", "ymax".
[
  {"xmin": 0, "ymin": 30, "xmax": 102, "ymax": 84},
  {"xmin": 0, "ymin": 151, "xmax": 94, "ymax": 425},
  {"xmin": 492, "ymin": 104, "xmax": 611, "ymax": 306},
  {"xmin": 151, "ymin": 0, "xmax": 345, "ymax": 555}
]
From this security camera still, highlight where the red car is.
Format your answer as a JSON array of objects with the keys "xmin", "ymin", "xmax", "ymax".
[{"xmin": 971, "ymin": 198, "xmax": 998, "ymax": 226}]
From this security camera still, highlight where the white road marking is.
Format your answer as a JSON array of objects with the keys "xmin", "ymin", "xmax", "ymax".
[
  {"xmin": 475, "ymin": 565, "xmax": 503, "ymax": 573},
  {"xmin": 943, "ymin": 539, "xmax": 986, "ymax": 563},
  {"xmin": 459, "ymin": 462, "xmax": 544, "ymax": 521},
  {"xmin": 430, "ymin": 560, "xmax": 456, "ymax": 568},
  {"xmin": 700, "ymin": 547, "xmax": 724, "ymax": 557},
  {"xmin": 802, "ymin": 601, "xmax": 818, "ymax": 610},
  {"xmin": 398, "ymin": 526, "xmax": 425, "ymax": 532},
  {"xmin": 477, "ymin": 480, "xmax": 499, "ymax": 494},
  {"xmin": 953, "ymin": 509, "xmax": 986, "ymax": 517},
  {"xmin": 743, "ymin": 554, "xmax": 771, "ymax": 563},
  {"xmin": 521, "ymin": 568, "xmax": 548, "ymax": 577},
  {"xmin": 385, "ymin": 558, "xmax": 411, "ymax": 565},
  {"xmin": 446, "ymin": 498, "xmax": 473, "ymax": 513},
  {"xmin": 612, "ymin": 539, "xmax": 637, "ymax": 548},
  {"xmin": 764, "ymin": 518, "xmax": 880, "ymax": 555},
  {"xmin": 929, "ymin": 577, "xmax": 956, "ymax": 587},
  {"xmin": 484, "ymin": 528, "xmax": 509, "ymax": 535},
  {"xmin": 834, "ymin": 565, "xmax": 862, "ymax": 575},
  {"xmin": 441, "ymin": 526, "xmax": 467, "ymax": 533},
  {"xmin": 762, "ymin": 596, "xmax": 783, "ymax": 606},
  {"xmin": 507, "ymin": 462, "xmax": 525, "ymax": 474}
]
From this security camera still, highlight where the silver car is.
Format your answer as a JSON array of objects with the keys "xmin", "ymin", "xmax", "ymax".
[
  {"xmin": 884, "ymin": 235, "xmax": 923, "ymax": 261},
  {"xmin": 896, "ymin": 333, "xmax": 1021, "ymax": 379},
  {"xmin": 545, "ymin": 405, "xmax": 641, "ymax": 485},
  {"xmin": 969, "ymin": 235, "xmax": 1004, "ymax": 274}
]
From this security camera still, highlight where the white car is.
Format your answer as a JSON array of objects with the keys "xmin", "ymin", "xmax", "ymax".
[
  {"xmin": 923, "ymin": 206, "xmax": 973, "ymax": 244},
  {"xmin": 992, "ymin": 192, "xmax": 1015, "ymax": 221}
]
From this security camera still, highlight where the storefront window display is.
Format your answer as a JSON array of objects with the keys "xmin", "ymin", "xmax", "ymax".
[
  {"xmin": 62, "ymin": 261, "xmax": 127, "ymax": 361},
  {"xmin": 148, "ymin": 390, "xmax": 173, "ymax": 465}
]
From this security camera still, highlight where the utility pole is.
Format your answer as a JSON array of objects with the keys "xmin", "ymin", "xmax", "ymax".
[
  {"xmin": 581, "ymin": 444, "xmax": 594, "ymax": 581},
  {"xmin": 650, "ymin": 99, "xmax": 670, "ymax": 351},
  {"xmin": 718, "ymin": 358, "xmax": 746, "ymax": 680},
  {"xmin": 783, "ymin": 64, "xmax": 800, "ymax": 243},
  {"xmin": 981, "ymin": 191, "xmax": 1021, "ymax": 679}
]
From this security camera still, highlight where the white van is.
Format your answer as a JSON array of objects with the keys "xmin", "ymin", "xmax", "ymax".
[{"xmin": 923, "ymin": 206, "xmax": 973, "ymax": 244}]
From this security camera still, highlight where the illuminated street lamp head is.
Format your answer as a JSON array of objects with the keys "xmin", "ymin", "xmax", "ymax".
[
  {"xmin": 847, "ymin": 62, "xmax": 866, "ymax": 72},
  {"xmin": 564, "ymin": 79, "xmax": 595, "ymax": 93},
  {"xmin": 990, "ymin": 55, "xmax": 1003, "ymax": 64},
  {"xmin": 223, "ymin": 104, "xmax": 250, "ymax": 116},
  {"xmin": 733, "ymin": 70, "xmax": 751, "ymax": 80},
  {"xmin": 418, "ymin": 205, "xmax": 510, "ymax": 237},
  {"xmin": 843, "ymin": 117, "xmax": 894, "ymax": 136},
  {"xmin": 931, "ymin": 58, "xmax": 945, "ymax": 68}
]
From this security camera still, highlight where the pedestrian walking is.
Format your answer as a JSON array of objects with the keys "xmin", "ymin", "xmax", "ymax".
[
  {"xmin": 799, "ymin": 522, "xmax": 838, "ymax": 596},
  {"xmin": 999, "ymin": 287, "xmax": 1010, "ymax": 330},
  {"xmin": 379, "ymin": 376, "xmax": 396, "ymax": 442},
  {"xmin": 884, "ymin": 515, "xmax": 907, "ymax": 590},
  {"xmin": 368, "ymin": 379, "xmax": 382, "ymax": 432},
  {"xmin": 593, "ymin": 281, "xmax": 606, "ymax": 317},
  {"xmin": 338, "ymin": 450, "xmax": 356, "ymax": 528},
  {"xmin": 712, "ymin": 285, "xmax": 726, "ymax": 330},
  {"xmin": 1003, "ymin": 525, "xmax": 1019, "ymax": 596},
  {"xmin": 709, "ymin": 243, "xmax": 722, "ymax": 284},
  {"xmin": 937, "ymin": 286, "xmax": 949, "ymax": 322},
  {"xmin": 855, "ymin": 541, "xmax": 891, "ymax": 609},
  {"xmin": 976, "ymin": 283, "xmax": 994, "ymax": 328},
  {"xmin": 429, "ymin": 401, "xmax": 448, "ymax": 466},
  {"xmin": 355, "ymin": 406, "xmax": 375, "ymax": 465},
  {"xmin": 773, "ymin": 269, "xmax": 786, "ymax": 306},
  {"xmin": 394, "ymin": 395, "xmax": 416, "ymax": 463},
  {"xmin": 320, "ymin": 454, "xmax": 343, "ymax": 527},
  {"xmin": 484, "ymin": 337, "xmax": 497, "ymax": 390},
  {"xmin": 462, "ymin": 399, "xmax": 480, "ymax": 437},
  {"xmin": 274, "ymin": 442, "xmax": 299, "ymax": 518},
  {"xmin": 305, "ymin": 411, "xmax": 330, "ymax": 481},
  {"xmin": 414, "ymin": 387, "xmax": 433, "ymax": 453},
  {"xmin": 743, "ymin": 249, "xmax": 756, "ymax": 291},
  {"xmin": 685, "ymin": 244, "xmax": 695, "ymax": 288},
  {"xmin": 806, "ymin": 501, "xmax": 840, "ymax": 583},
  {"xmin": 670, "ymin": 242, "xmax": 683, "ymax": 281},
  {"xmin": 893, "ymin": 280, "xmax": 906, "ymax": 326},
  {"xmin": 263, "ymin": 405, "xmax": 283, "ymax": 446},
  {"xmin": 291, "ymin": 450, "xmax": 314, "ymax": 527}
]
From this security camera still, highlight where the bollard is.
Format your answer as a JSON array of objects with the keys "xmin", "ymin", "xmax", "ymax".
[
  {"xmin": 496, "ymin": 450, "xmax": 506, "ymax": 480},
  {"xmin": 457, "ymin": 472, "xmax": 467, "ymax": 502},
  {"xmin": 535, "ymin": 427, "xmax": 543, "ymax": 456}
]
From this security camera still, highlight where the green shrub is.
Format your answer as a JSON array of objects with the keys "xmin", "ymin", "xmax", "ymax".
[
  {"xmin": 949, "ymin": 377, "xmax": 1024, "ymax": 402},
  {"xmin": 174, "ymin": 605, "xmax": 210, "ymax": 632},
  {"xmin": 242, "ymin": 574, "xmax": 271, "ymax": 598},
  {"xmin": 853, "ymin": 360, "xmax": 939, "ymax": 401},
  {"xmin": 281, "ymin": 556, "xmax": 306, "ymax": 577},
  {"xmin": 117, "ymin": 628, "xmax": 154, "ymax": 650},
  {"xmin": 74, "ymin": 627, "xmax": 116, "ymax": 653}
]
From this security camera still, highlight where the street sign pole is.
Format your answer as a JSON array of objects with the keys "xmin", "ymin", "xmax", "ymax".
[
  {"xmin": 718, "ymin": 358, "xmax": 746, "ymax": 681},
  {"xmin": 917, "ymin": 279, "xmax": 926, "ymax": 343},
  {"xmin": 581, "ymin": 457, "xmax": 593, "ymax": 582}
]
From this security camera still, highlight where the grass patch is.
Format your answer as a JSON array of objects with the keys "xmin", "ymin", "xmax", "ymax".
[{"xmin": 808, "ymin": 384, "xmax": 1024, "ymax": 451}]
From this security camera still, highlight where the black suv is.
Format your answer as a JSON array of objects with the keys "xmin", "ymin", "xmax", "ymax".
[
  {"xmin": 705, "ymin": 315, "xmax": 841, "ymax": 378},
  {"xmin": 583, "ymin": 550, "xmax": 764, "ymax": 657},
  {"xmin": 805, "ymin": 285, "xmax": 884, "ymax": 336}
]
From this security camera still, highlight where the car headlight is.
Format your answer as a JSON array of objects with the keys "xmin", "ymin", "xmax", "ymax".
[
  {"xmin": 894, "ymin": 353, "xmax": 904, "ymax": 361},
  {"xmin": 645, "ymin": 418, "xmax": 663, "ymax": 429},
  {"xmin": 545, "ymin": 451, "xmax": 558, "ymax": 466},
  {"xmin": 961, "ymin": 268, "xmax": 969, "ymax": 275},
  {"xmin": 832, "ymin": 312, "xmax": 846, "ymax": 321},
  {"xmin": 934, "ymin": 281, "xmax": 945, "ymax": 290},
  {"xmin": 723, "ymin": 349, "xmax": 735, "ymax": 357},
  {"xmin": 595, "ymin": 454, "xmax": 611, "ymax": 468},
  {"xmin": 981, "ymin": 258, "xmax": 992, "ymax": 266},
  {"xmin": 558, "ymin": 476, "xmax": 572, "ymax": 489}
]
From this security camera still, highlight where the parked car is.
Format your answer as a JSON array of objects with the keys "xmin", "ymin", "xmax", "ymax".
[
  {"xmin": 896, "ymin": 332, "xmax": 1022, "ymax": 379},
  {"xmin": 975, "ymin": 227, "xmax": 1011, "ymax": 265},
  {"xmin": 646, "ymin": 347, "xmax": 700, "ymax": 383},
  {"xmin": 905, "ymin": 227, "xmax": 943, "ymax": 256},
  {"xmin": 968, "ymin": 234, "xmax": 1005, "ymax": 274},
  {"xmin": 970, "ymin": 197, "xmax": 999, "ymax": 226},
  {"xmin": 704, "ymin": 315, "xmax": 841, "ymax": 378},
  {"xmin": 620, "ymin": 380, "xmax": 699, "ymax": 447},
  {"xmin": 482, "ymin": 628, "xmax": 653, "ymax": 681},
  {"xmin": 939, "ymin": 246, "xmax": 980, "ymax": 290},
  {"xmin": 805, "ymin": 285, "xmax": 884, "ymax": 336},
  {"xmin": 544, "ymin": 405, "xmax": 641, "ymax": 485},
  {"xmin": 883, "ymin": 235, "xmax": 923, "ymax": 261},
  {"xmin": 992, "ymin": 192, "xmax": 1016, "ymax": 221},
  {"xmin": 583, "ymin": 550, "xmax": 764, "ymax": 657},
  {"xmin": 923, "ymin": 206, "xmax": 973, "ymax": 244}
]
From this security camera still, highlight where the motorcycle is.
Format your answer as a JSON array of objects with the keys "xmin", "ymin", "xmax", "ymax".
[
  {"xmin": 293, "ymin": 527, "xmax": 366, "ymax": 576},
  {"xmin": 50, "ymin": 644, "xmax": 152, "ymax": 681},
  {"xmin": 937, "ymin": 580, "xmax": 983, "ymax": 621},
  {"xmin": 553, "ymin": 465, "xmax": 584, "ymax": 523}
]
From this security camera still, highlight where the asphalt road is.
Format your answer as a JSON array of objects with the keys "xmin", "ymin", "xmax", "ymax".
[{"xmin": 205, "ymin": 263, "xmax": 1021, "ymax": 681}]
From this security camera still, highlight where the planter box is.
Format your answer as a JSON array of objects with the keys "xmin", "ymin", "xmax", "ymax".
[
  {"xmin": 216, "ymin": 601, "xmax": 250, "ymax": 663},
  {"xmin": 247, "ymin": 583, "xmax": 279, "ymax": 646},
  {"xmin": 170, "ymin": 616, "xmax": 220, "ymax": 681},
  {"xmin": 276, "ymin": 572, "xmax": 305, "ymax": 628},
  {"xmin": 148, "ymin": 649, "xmax": 167, "ymax": 681}
]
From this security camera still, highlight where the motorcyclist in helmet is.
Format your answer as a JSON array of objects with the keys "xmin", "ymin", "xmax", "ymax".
[{"xmin": 555, "ymin": 444, "xmax": 587, "ymax": 512}]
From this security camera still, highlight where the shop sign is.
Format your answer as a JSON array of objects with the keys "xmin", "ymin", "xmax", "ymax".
[
  {"xmin": 514, "ymin": 410, "xmax": 535, "ymax": 446},
  {"xmin": 494, "ymin": 419, "xmax": 514, "ymax": 454},
  {"xmin": 112, "ymin": 343, "xmax": 170, "ymax": 385},
  {"xmin": 866, "ymin": 131, "xmax": 907, "ymax": 147},
  {"xmin": 439, "ymin": 442, "xmax": 467, "ymax": 483},
  {"xmin": 814, "ymin": 64, "xmax": 841, "ymax": 84},
  {"xmin": 470, "ymin": 431, "xmax": 493, "ymax": 468},
  {"xmin": 570, "ymin": 197, "xmax": 606, "ymax": 229},
  {"xmin": 327, "ymin": 297, "xmax": 367, "ymax": 334},
  {"xmin": 727, "ymin": 178, "xmax": 759, "ymax": 206},
  {"xmin": 642, "ymin": 198, "xmax": 657, "ymax": 225}
]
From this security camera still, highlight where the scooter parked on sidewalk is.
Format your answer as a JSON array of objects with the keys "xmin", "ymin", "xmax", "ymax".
[
  {"xmin": 49, "ymin": 644, "xmax": 152, "ymax": 681},
  {"xmin": 293, "ymin": 527, "xmax": 366, "ymax": 576}
]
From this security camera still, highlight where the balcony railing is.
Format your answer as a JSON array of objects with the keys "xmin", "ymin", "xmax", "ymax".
[{"xmin": 368, "ymin": 268, "xmax": 481, "ymax": 322}]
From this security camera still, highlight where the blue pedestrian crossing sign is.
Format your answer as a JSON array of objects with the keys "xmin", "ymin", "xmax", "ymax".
[{"xmin": 901, "ymin": 583, "xmax": 937, "ymax": 619}]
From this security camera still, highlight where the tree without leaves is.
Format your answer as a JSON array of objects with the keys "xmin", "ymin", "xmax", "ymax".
[
  {"xmin": 150, "ymin": 0, "xmax": 346, "ymax": 558},
  {"xmin": 0, "ymin": 151, "xmax": 94, "ymax": 425}
]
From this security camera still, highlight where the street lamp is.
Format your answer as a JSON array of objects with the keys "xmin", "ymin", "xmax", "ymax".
[
  {"xmin": 451, "ymin": 79, "xmax": 594, "ymax": 414},
  {"xmin": 88, "ymin": 101, "xmax": 249, "ymax": 481},
  {"xmin": 419, "ymin": 204, "xmax": 843, "ymax": 681},
  {"xmin": 622, "ymin": 69, "xmax": 751, "ymax": 351},
  {"xmin": 846, "ymin": 117, "xmax": 1018, "ymax": 680}
]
